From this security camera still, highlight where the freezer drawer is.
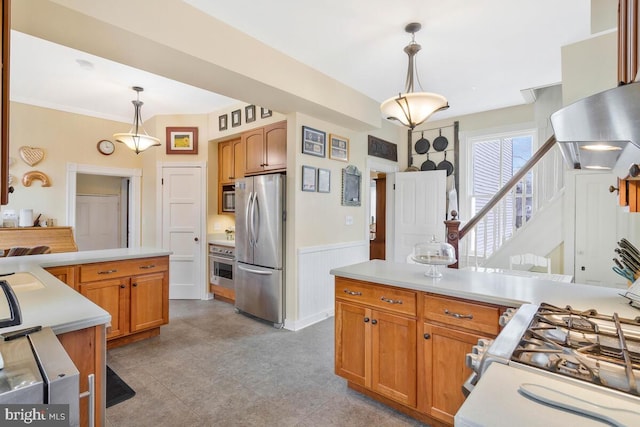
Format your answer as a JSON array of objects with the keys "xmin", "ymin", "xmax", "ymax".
[{"xmin": 235, "ymin": 262, "xmax": 283, "ymax": 325}]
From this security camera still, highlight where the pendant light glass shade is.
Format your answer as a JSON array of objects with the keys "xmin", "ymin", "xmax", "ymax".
[
  {"xmin": 113, "ymin": 86, "xmax": 160, "ymax": 154},
  {"xmin": 381, "ymin": 23, "xmax": 448, "ymax": 129}
]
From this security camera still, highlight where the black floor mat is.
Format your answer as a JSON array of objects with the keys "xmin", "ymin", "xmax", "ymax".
[{"xmin": 106, "ymin": 366, "xmax": 136, "ymax": 408}]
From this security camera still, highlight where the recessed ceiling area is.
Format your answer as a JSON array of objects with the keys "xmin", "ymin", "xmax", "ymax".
[{"xmin": 10, "ymin": 0, "xmax": 596, "ymax": 125}]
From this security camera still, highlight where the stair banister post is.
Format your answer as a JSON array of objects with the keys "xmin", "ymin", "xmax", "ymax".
[{"xmin": 445, "ymin": 210, "xmax": 460, "ymax": 269}]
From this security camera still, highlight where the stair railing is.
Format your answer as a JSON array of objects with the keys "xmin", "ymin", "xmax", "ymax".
[{"xmin": 446, "ymin": 134, "xmax": 560, "ymax": 268}]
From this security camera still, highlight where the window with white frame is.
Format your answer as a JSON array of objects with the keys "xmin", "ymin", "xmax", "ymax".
[{"xmin": 468, "ymin": 130, "xmax": 535, "ymax": 257}]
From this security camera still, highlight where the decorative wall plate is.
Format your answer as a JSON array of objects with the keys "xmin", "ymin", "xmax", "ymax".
[
  {"xmin": 19, "ymin": 146, "xmax": 45, "ymax": 166},
  {"xmin": 22, "ymin": 171, "xmax": 51, "ymax": 187}
]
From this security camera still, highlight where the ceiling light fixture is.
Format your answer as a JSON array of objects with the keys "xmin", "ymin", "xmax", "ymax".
[
  {"xmin": 113, "ymin": 86, "xmax": 160, "ymax": 154},
  {"xmin": 380, "ymin": 22, "xmax": 449, "ymax": 130}
]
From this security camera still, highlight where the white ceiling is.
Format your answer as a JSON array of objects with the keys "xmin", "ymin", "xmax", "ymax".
[{"xmin": 10, "ymin": 0, "xmax": 593, "ymax": 125}]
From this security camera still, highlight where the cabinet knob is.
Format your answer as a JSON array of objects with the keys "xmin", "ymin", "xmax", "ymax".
[
  {"xmin": 424, "ymin": 333, "xmax": 431, "ymax": 340},
  {"xmin": 363, "ymin": 317, "xmax": 370, "ymax": 323},
  {"xmin": 133, "ymin": 283, "xmax": 138, "ymax": 287},
  {"xmin": 609, "ymin": 185, "xmax": 619, "ymax": 194},
  {"xmin": 120, "ymin": 285, "xmax": 126, "ymax": 289},
  {"xmin": 371, "ymin": 319, "xmax": 378, "ymax": 325}
]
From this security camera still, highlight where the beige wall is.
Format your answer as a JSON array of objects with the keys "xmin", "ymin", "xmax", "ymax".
[
  {"xmin": 3, "ymin": 102, "xmax": 142, "ymax": 225},
  {"xmin": 77, "ymin": 173, "xmax": 122, "ymax": 195}
]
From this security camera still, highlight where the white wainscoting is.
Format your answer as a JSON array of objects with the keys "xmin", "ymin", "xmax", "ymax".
[{"xmin": 289, "ymin": 240, "xmax": 369, "ymax": 331}]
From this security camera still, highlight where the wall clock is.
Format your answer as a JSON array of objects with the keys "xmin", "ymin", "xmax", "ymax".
[{"xmin": 97, "ymin": 139, "xmax": 115, "ymax": 155}]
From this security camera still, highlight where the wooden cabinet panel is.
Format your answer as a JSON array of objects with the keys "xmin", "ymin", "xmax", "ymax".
[
  {"xmin": 372, "ymin": 310, "xmax": 416, "ymax": 407},
  {"xmin": 335, "ymin": 301, "xmax": 369, "ymax": 386},
  {"xmin": 422, "ymin": 322, "xmax": 484, "ymax": 425},
  {"xmin": 45, "ymin": 265, "xmax": 77, "ymax": 290},
  {"xmin": 80, "ymin": 278, "xmax": 130, "ymax": 339},
  {"xmin": 336, "ymin": 278, "xmax": 417, "ymax": 316},
  {"xmin": 58, "ymin": 325, "xmax": 105, "ymax": 427},
  {"xmin": 244, "ymin": 128, "xmax": 265, "ymax": 174},
  {"xmin": 130, "ymin": 271, "xmax": 168, "ymax": 332},
  {"xmin": 423, "ymin": 293, "xmax": 500, "ymax": 335},
  {"xmin": 263, "ymin": 121, "xmax": 287, "ymax": 171},
  {"xmin": 1, "ymin": 0, "xmax": 10, "ymax": 205},
  {"xmin": 218, "ymin": 137, "xmax": 244, "ymax": 184},
  {"xmin": 79, "ymin": 256, "xmax": 168, "ymax": 283}
]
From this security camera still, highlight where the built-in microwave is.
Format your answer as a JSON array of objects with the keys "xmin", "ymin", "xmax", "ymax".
[{"xmin": 222, "ymin": 188, "xmax": 235, "ymax": 213}]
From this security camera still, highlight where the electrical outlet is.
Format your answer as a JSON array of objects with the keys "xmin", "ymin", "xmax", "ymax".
[{"xmin": 345, "ymin": 215, "xmax": 353, "ymax": 225}]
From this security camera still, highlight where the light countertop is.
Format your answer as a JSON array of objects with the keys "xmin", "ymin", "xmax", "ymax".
[
  {"xmin": 330, "ymin": 260, "xmax": 638, "ymax": 318},
  {"xmin": 207, "ymin": 233, "xmax": 235, "ymax": 247},
  {"xmin": 0, "ymin": 247, "xmax": 171, "ymax": 335}
]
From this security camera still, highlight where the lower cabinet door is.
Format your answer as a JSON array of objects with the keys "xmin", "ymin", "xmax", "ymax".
[
  {"xmin": 130, "ymin": 272, "xmax": 168, "ymax": 332},
  {"xmin": 80, "ymin": 278, "xmax": 129, "ymax": 339},
  {"xmin": 422, "ymin": 322, "xmax": 484, "ymax": 424},
  {"xmin": 371, "ymin": 310, "xmax": 417, "ymax": 407},
  {"xmin": 335, "ymin": 301, "xmax": 369, "ymax": 386}
]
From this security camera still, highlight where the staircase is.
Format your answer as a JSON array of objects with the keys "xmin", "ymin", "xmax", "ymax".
[{"xmin": 446, "ymin": 134, "xmax": 565, "ymax": 269}]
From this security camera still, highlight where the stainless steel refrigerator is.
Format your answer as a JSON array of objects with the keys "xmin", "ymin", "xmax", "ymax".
[{"xmin": 234, "ymin": 173, "xmax": 285, "ymax": 326}]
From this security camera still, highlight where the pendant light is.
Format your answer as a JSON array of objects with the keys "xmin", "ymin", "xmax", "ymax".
[
  {"xmin": 380, "ymin": 23, "xmax": 449, "ymax": 129},
  {"xmin": 113, "ymin": 86, "xmax": 161, "ymax": 154}
]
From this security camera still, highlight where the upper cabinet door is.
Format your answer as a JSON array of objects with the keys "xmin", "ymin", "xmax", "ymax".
[
  {"xmin": 243, "ymin": 128, "xmax": 265, "ymax": 174},
  {"xmin": 263, "ymin": 121, "xmax": 287, "ymax": 171}
]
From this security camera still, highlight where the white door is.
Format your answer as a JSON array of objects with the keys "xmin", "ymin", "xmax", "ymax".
[
  {"xmin": 388, "ymin": 170, "xmax": 447, "ymax": 262},
  {"xmin": 574, "ymin": 173, "xmax": 623, "ymax": 287},
  {"xmin": 162, "ymin": 167, "xmax": 203, "ymax": 299},
  {"xmin": 75, "ymin": 195, "xmax": 120, "ymax": 250}
]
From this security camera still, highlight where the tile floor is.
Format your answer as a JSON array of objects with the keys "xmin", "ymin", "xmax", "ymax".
[{"xmin": 106, "ymin": 299, "xmax": 428, "ymax": 427}]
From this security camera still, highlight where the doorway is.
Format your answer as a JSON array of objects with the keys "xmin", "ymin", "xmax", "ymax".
[
  {"xmin": 66, "ymin": 163, "xmax": 142, "ymax": 248},
  {"xmin": 366, "ymin": 157, "xmax": 398, "ymax": 260}
]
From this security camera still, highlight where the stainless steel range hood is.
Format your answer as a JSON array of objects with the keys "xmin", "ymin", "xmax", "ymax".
[{"xmin": 550, "ymin": 82, "xmax": 640, "ymax": 170}]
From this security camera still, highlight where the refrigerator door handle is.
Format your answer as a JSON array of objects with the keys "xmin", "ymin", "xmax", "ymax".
[
  {"xmin": 249, "ymin": 192, "xmax": 257, "ymax": 246},
  {"xmin": 237, "ymin": 264, "xmax": 274, "ymax": 275},
  {"xmin": 246, "ymin": 192, "xmax": 255, "ymax": 246},
  {"xmin": 253, "ymin": 195, "xmax": 260, "ymax": 245}
]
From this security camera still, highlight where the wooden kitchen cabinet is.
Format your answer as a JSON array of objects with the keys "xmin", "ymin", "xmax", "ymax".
[
  {"xmin": 58, "ymin": 324, "xmax": 106, "ymax": 427},
  {"xmin": 335, "ymin": 278, "xmax": 417, "ymax": 407},
  {"xmin": 244, "ymin": 120, "xmax": 287, "ymax": 174},
  {"xmin": 218, "ymin": 137, "xmax": 244, "ymax": 185},
  {"xmin": 45, "ymin": 265, "xmax": 78, "ymax": 290},
  {"xmin": 419, "ymin": 293, "xmax": 501, "ymax": 425},
  {"xmin": 1, "ymin": 0, "xmax": 10, "ymax": 205},
  {"xmin": 78, "ymin": 256, "xmax": 169, "ymax": 348}
]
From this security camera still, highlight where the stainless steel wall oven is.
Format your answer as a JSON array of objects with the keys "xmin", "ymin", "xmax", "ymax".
[{"xmin": 208, "ymin": 244, "xmax": 235, "ymax": 290}]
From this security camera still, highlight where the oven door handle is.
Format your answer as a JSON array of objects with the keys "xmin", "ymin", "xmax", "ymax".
[
  {"xmin": 519, "ymin": 383, "xmax": 639, "ymax": 427},
  {"xmin": 238, "ymin": 265, "xmax": 272, "ymax": 276}
]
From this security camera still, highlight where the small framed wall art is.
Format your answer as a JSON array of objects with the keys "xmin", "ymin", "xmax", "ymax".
[
  {"xmin": 302, "ymin": 126, "xmax": 326, "ymax": 157},
  {"xmin": 317, "ymin": 168, "xmax": 331, "ymax": 193},
  {"xmin": 231, "ymin": 109, "xmax": 241, "ymax": 127},
  {"xmin": 166, "ymin": 127, "xmax": 198, "ymax": 154},
  {"xmin": 329, "ymin": 134, "xmax": 349, "ymax": 162},
  {"xmin": 302, "ymin": 165, "xmax": 317, "ymax": 192},
  {"xmin": 219, "ymin": 114, "xmax": 228, "ymax": 131},
  {"xmin": 245, "ymin": 105, "xmax": 256, "ymax": 123},
  {"xmin": 261, "ymin": 107, "xmax": 272, "ymax": 118}
]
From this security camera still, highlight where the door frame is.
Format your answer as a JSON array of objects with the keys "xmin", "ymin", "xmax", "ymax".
[
  {"xmin": 66, "ymin": 163, "xmax": 142, "ymax": 247},
  {"xmin": 365, "ymin": 156, "xmax": 398, "ymax": 243},
  {"xmin": 155, "ymin": 161, "xmax": 208, "ymax": 300}
]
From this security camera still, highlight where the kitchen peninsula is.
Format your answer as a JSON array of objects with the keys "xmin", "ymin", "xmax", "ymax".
[
  {"xmin": 330, "ymin": 260, "xmax": 638, "ymax": 426},
  {"xmin": 0, "ymin": 247, "xmax": 171, "ymax": 427}
]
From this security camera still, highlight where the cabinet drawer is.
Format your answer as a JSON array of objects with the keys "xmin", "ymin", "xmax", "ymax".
[
  {"xmin": 423, "ymin": 294, "xmax": 500, "ymax": 335},
  {"xmin": 335, "ymin": 280, "xmax": 417, "ymax": 316},
  {"xmin": 80, "ymin": 257, "xmax": 168, "ymax": 283}
]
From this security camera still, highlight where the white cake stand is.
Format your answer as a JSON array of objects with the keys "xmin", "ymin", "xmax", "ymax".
[{"xmin": 411, "ymin": 255, "xmax": 456, "ymax": 278}]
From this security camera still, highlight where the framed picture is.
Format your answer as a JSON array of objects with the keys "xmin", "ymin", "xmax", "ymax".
[
  {"xmin": 218, "ymin": 114, "xmax": 228, "ymax": 131},
  {"xmin": 341, "ymin": 165, "xmax": 361, "ymax": 206},
  {"xmin": 231, "ymin": 109, "xmax": 241, "ymax": 127},
  {"xmin": 245, "ymin": 105, "xmax": 256, "ymax": 123},
  {"xmin": 302, "ymin": 126, "xmax": 326, "ymax": 157},
  {"xmin": 166, "ymin": 127, "xmax": 198, "ymax": 154},
  {"xmin": 318, "ymin": 168, "xmax": 331, "ymax": 193},
  {"xmin": 302, "ymin": 165, "xmax": 317, "ymax": 192},
  {"xmin": 261, "ymin": 107, "xmax": 272, "ymax": 118},
  {"xmin": 329, "ymin": 134, "xmax": 349, "ymax": 162}
]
